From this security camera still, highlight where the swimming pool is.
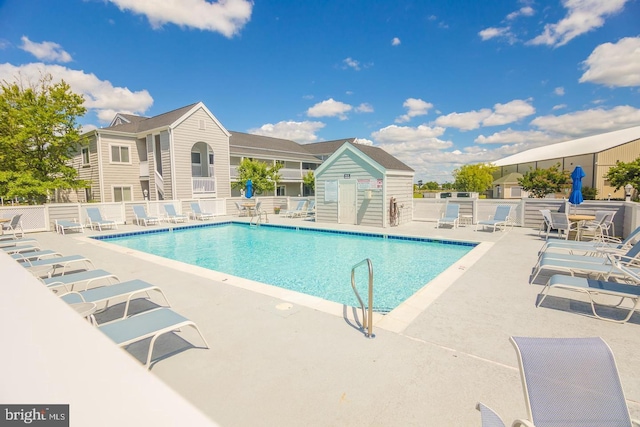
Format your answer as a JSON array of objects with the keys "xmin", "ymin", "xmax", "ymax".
[{"xmin": 96, "ymin": 223, "xmax": 475, "ymax": 312}]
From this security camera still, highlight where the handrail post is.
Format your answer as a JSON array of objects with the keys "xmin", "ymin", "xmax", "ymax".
[{"xmin": 351, "ymin": 258, "xmax": 375, "ymax": 338}]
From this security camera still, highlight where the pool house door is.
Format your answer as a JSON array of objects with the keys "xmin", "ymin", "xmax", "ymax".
[{"xmin": 338, "ymin": 180, "xmax": 357, "ymax": 224}]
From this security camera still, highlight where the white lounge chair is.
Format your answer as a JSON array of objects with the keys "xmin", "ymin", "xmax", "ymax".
[
  {"xmin": 2, "ymin": 244, "xmax": 41, "ymax": 254},
  {"xmin": 0, "ymin": 237, "xmax": 38, "ymax": 248},
  {"xmin": 55, "ymin": 219, "xmax": 84, "ymax": 235},
  {"xmin": 436, "ymin": 203, "xmax": 460, "ymax": 229},
  {"xmin": 60, "ymin": 279, "xmax": 171, "ymax": 322},
  {"xmin": 1, "ymin": 214, "xmax": 24, "ymax": 238},
  {"xmin": 477, "ymin": 336, "xmax": 640, "ymax": 427},
  {"xmin": 98, "ymin": 307, "xmax": 209, "ymax": 369},
  {"xmin": 132, "ymin": 205, "xmax": 160, "ymax": 226},
  {"xmin": 539, "ymin": 225, "xmax": 640, "ymax": 255},
  {"xmin": 11, "ymin": 250, "xmax": 62, "ymax": 262},
  {"xmin": 41, "ymin": 269, "xmax": 119, "ymax": 292},
  {"xmin": 576, "ymin": 211, "xmax": 614, "ymax": 241},
  {"xmin": 305, "ymin": 200, "xmax": 316, "ymax": 218},
  {"xmin": 475, "ymin": 205, "xmax": 512, "ymax": 232},
  {"xmin": 285, "ymin": 200, "xmax": 307, "ymax": 218},
  {"xmin": 85, "ymin": 207, "xmax": 117, "ymax": 231},
  {"xmin": 189, "ymin": 202, "xmax": 214, "ymax": 220},
  {"xmin": 21, "ymin": 254, "xmax": 95, "ymax": 277},
  {"xmin": 163, "ymin": 204, "xmax": 188, "ymax": 223}
]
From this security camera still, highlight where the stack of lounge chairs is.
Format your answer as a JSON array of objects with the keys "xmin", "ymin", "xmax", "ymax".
[
  {"xmin": 532, "ymin": 225, "xmax": 640, "ymax": 323},
  {"xmin": 2, "ymin": 233, "xmax": 208, "ymax": 369}
]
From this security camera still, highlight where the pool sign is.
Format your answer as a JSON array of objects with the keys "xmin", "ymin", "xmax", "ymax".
[
  {"xmin": 357, "ymin": 179, "xmax": 383, "ymax": 190},
  {"xmin": 343, "ymin": 173, "xmax": 350, "ymax": 179}
]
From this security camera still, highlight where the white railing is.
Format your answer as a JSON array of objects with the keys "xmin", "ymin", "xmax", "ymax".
[
  {"xmin": 192, "ymin": 177, "xmax": 216, "ymax": 194},
  {"xmin": 279, "ymin": 168, "xmax": 304, "ymax": 180},
  {"xmin": 155, "ymin": 170, "xmax": 164, "ymax": 196},
  {"xmin": 139, "ymin": 161, "xmax": 149, "ymax": 177}
]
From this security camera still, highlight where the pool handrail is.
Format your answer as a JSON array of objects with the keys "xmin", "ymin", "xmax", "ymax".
[{"xmin": 351, "ymin": 258, "xmax": 374, "ymax": 339}]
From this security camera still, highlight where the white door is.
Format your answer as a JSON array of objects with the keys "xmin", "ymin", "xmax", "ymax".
[{"xmin": 338, "ymin": 181, "xmax": 357, "ymax": 224}]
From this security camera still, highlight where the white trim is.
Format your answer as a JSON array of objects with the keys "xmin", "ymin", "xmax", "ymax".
[
  {"xmin": 170, "ymin": 102, "xmax": 231, "ymax": 137},
  {"xmin": 96, "ymin": 133, "xmax": 105, "ymax": 202},
  {"xmin": 315, "ymin": 142, "xmax": 386, "ymax": 177},
  {"xmin": 108, "ymin": 143, "xmax": 132, "ymax": 164},
  {"xmin": 169, "ymin": 128, "xmax": 177, "ymax": 200},
  {"xmin": 81, "ymin": 146, "xmax": 90, "ymax": 165}
]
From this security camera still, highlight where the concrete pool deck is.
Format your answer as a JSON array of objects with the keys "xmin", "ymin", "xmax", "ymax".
[{"xmin": 9, "ymin": 216, "xmax": 640, "ymax": 426}]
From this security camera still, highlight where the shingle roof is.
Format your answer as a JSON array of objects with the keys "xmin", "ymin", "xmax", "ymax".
[
  {"xmin": 305, "ymin": 140, "xmax": 414, "ymax": 172},
  {"xmin": 494, "ymin": 125, "xmax": 640, "ymax": 166},
  {"xmin": 229, "ymin": 131, "xmax": 321, "ymax": 162},
  {"xmin": 100, "ymin": 103, "xmax": 199, "ymax": 133}
]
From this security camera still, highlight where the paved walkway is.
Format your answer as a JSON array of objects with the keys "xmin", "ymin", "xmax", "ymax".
[{"xmin": 31, "ymin": 217, "xmax": 640, "ymax": 426}]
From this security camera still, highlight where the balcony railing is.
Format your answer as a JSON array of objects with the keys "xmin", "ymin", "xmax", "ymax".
[
  {"xmin": 193, "ymin": 177, "xmax": 216, "ymax": 194},
  {"xmin": 139, "ymin": 161, "xmax": 149, "ymax": 177}
]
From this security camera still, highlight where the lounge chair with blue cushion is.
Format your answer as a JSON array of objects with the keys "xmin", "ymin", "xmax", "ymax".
[
  {"xmin": 475, "ymin": 403, "xmax": 506, "ymax": 427},
  {"xmin": 55, "ymin": 219, "xmax": 84, "ymax": 235},
  {"xmin": 98, "ymin": 307, "xmax": 209, "ymax": 369},
  {"xmin": 11, "ymin": 250, "xmax": 62, "ymax": 262},
  {"xmin": 132, "ymin": 205, "xmax": 160, "ymax": 226},
  {"xmin": 1, "ymin": 214, "xmax": 24, "ymax": 238},
  {"xmin": 2, "ymin": 243, "xmax": 41, "ymax": 254},
  {"xmin": 475, "ymin": 205, "xmax": 512, "ymax": 232},
  {"xmin": 305, "ymin": 200, "xmax": 316, "ymax": 218},
  {"xmin": 285, "ymin": 200, "xmax": 307, "ymax": 218},
  {"xmin": 539, "ymin": 225, "xmax": 640, "ymax": 255},
  {"xmin": 189, "ymin": 202, "xmax": 214, "ymax": 220},
  {"xmin": 0, "ymin": 237, "xmax": 38, "ymax": 248},
  {"xmin": 436, "ymin": 203, "xmax": 460, "ymax": 229},
  {"xmin": 41, "ymin": 269, "xmax": 119, "ymax": 292},
  {"xmin": 60, "ymin": 279, "xmax": 171, "ymax": 321},
  {"xmin": 85, "ymin": 207, "xmax": 117, "ymax": 231},
  {"xmin": 21, "ymin": 254, "xmax": 95, "ymax": 277},
  {"xmin": 163, "ymin": 204, "xmax": 188, "ymax": 223}
]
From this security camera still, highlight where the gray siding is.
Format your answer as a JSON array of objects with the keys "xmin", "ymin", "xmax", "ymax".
[
  {"xmin": 160, "ymin": 130, "xmax": 173, "ymax": 199},
  {"xmin": 171, "ymin": 107, "xmax": 231, "ymax": 199},
  {"xmin": 98, "ymin": 133, "xmax": 142, "ymax": 202},
  {"xmin": 386, "ymin": 174, "xmax": 414, "ymax": 225}
]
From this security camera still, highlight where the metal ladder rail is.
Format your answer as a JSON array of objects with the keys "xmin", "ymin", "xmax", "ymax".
[
  {"xmin": 249, "ymin": 209, "xmax": 269, "ymax": 227},
  {"xmin": 351, "ymin": 258, "xmax": 375, "ymax": 338}
]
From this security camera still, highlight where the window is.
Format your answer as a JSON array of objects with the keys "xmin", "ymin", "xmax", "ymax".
[
  {"xmin": 84, "ymin": 188, "xmax": 92, "ymax": 202},
  {"xmin": 113, "ymin": 186, "xmax": 132, "ymax": 202},
  {"xmin": 191, "ymin": 152, "xmax": 201, "ymax": 164},
  {"xmin": 277, "ymin": 185, "xmax": 286, "ymax": 196},
  {"xmin": 81, "ymin": 147, "xmax": 90, "ymax": 165},
  {"xmin": 111, "ymin": 145, "xmax": 130, "ymax": 163}
]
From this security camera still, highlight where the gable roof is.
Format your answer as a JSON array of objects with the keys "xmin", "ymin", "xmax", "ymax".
[
  {"xmin": 494, "ymin": 125, "xmax": 640, "ymax": 166},
  {"xmin": 229, "ymin": 131, "xmax": 321, "ymax": 162},
  {"xmin": 100, "ymin": 103, "xmax": 199, "ymax": 134},
  {"xmin": 305, "ymin": 140, "xmax": 414, "ymax": 172},
  {"xmin": 493, "ymin": 172, "xmax": 523, "ymax": 185}
]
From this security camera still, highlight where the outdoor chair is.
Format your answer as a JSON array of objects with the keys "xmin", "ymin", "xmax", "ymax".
[
  {"xmin": 21, "ymin": 254, "xmax": 95, "ymax": 278},
  {"xmin": 305, "ymin": 200, "xmax": 316, "ymax": 218},
  {"xmin": 163, "ymin": 204, "xmax": 188, "ymax": 223},
  {"xmin": 41, "ymin": 269, "xmax": 119, "ymax": 292},
  {"xmin": 85, "ymin": 207, "xmax": 117, "ymax": 231},
  {"xmin": 2, "ymin": 243, "xmax": 41, "ymax": 254},
  {"xmin": 98, "ymin": 307, "xmax": 209, "ymax": 369},
  {"xmin": 234, "ymin": 201, "xmax": 248, "ymax": 217},
  {"xmin": 285, "ymin": 200, "xmax": 307, "ymax": 218},
  {"xmin": 539, "ymin": 225, "xmax": 640, "ymax": 256},
  {"xmin": 189, "ymin": 202, "xmax": 214, "ymax": 220},
  {"xmin": 59, "ymin": 279, "xmax": 171, "ymax": 322},
  {"xmin": 132, "ymin": 205, "xmax": 160, "ymax": 226},
  {"xmin": 477, "ymin": 336, "xmax": 640, "ymax": 427},
  {"xmin": 546, "ymin": 212, "xmax": 577, "ymax": 240},
  {"xmin": 0, "ymin": 237, "xmax": 38, "ymax": 247},
  {"xmin": 538, "ymin": 209, "xmax": 553, "ymax": 238},
  {"xmin": 55, "ymin": 219, "xmax": 84, "ymax": 235},
  {"xmin": 577, "ymin": 211, "xmax": 614, "ymax": 241},
  {"xmin": 475, "ymin": 205, "xmax": 512, "ymax": 232},
  {"xmin": 1, "ymin": 214, "xmax": 24, "ymax": 238},
  {"xmin": 436, "ymin": 203, "xmax": 460, "ymax": 229},
  {"xmin": 11, "ymin": 250, "xmax": 62, "ymax": 262}
]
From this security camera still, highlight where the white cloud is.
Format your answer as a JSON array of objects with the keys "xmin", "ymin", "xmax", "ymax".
[
  {"xmin": 507, "ymin": 6, "xmax": 534, "ymax": 20},
  {"xmin": 482, "ymin": 99, "xmax": 536, "ymax": 126},
  {"xmin": 371, "ymin": 124, "xmax": 448, "ymax": 147},
  {"xmin": 552, "ymin": 104, "xmax": 567, "ymax": 110},
  {"xmin": 435, "ymin": 109, "xmax": 492, "ymax": 130},
  {"xmin": 343, "ymin": 57, "xmax": 360, "ymax": 71},
  {"xmin": 307, "ymin": 98, "xmax": 353, "ymax": 120},
  {"xmin": 353, "ymin": 138, "xmax": 373, "ymax": 146},
  {"xmin": 107, "ymin": 0, "xmax": 252, "ymax": 37},
  {"xmin": 395, "ymin": 98, "xmax": 433, "ymax": 123},
  {"xmin": 20, "ymin": 36, "xmax": 72, "ymax": 63},
  {"xmin": 0, "ymin": 63, "xmax": 153, "ymax": 123},
  {"xmin": 531, "ymin": 105, "xmax": 640, "ymax": 137},
  {"xmin": 248, "ymin": 120, "xmax": 325, "ymax": 144},
  {"xmin": 478, "ymin": 26, "xmax": 511, "ymax": 41},
  {"xmin": 475, "ymin": 128, "xmax": 556, "ymax": 145},
  {"xmin": 554, "ymin": 87, "xmax": 565, "ymax": 96},
  {"xmin": 580, "ymin": 36, "xmax": 640, "ymax": 87},
  {"xmin": 528, "ymin": 0, "xmax": 628, "ymax": 47},
  {"xmin": 355, "ymin": 103, "xmax": 374, "ymax": 113},
  {"xmin": 391, "ymin": 37, "xmax": 401, "ymax": 46}
]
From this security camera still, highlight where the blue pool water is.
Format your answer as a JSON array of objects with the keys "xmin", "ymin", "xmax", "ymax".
[{"xmin": 97, "ymin": 223, "xmax": 475, "ymax": 312}]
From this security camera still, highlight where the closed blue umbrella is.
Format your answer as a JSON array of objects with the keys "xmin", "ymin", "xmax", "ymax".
[
  {"xmin": 245, "ymin": 179, "xmax": 253, "ymax": 198},
  {"xmin": 569, "ymin": 165, "xmax": 585, "ymax": 209}
]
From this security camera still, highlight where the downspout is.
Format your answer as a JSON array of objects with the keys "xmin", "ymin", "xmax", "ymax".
[
  {"xmin": 96, "ymin": 132, "xmax": 105, "ymax": 202},
  {"xmin": 168, "ymin": 127, "xmax": 177, "ymax": 200}
]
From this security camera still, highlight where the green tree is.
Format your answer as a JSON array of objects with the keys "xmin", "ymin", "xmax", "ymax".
[
  {"xmin": 441, "ymin": 182, "xmax": 455, "ymax": 190},
  {"xmin": 232, "ymin": 158, "xmax": 282, "ymax": 195},
  {"xmin": 604, "ymin": 158, "xmax": 640, "ymax": 192},
  {"xmin": 0, "ymin": 73, "xmax": 88, "ymax": 204},
  {"xmin": 424, "ymin": 181, "xmax": 439, "ymax": 190},
  {"xmin": 518, "ymin": 164, "xmax": 570, "ymax": 198},
  {"xmin": 303, "ymin": 170, "xmax": 315, "ymax": 191},
  {"xmin": 452, "ymin": 163, "xmax": 498, "ymax": 192}
]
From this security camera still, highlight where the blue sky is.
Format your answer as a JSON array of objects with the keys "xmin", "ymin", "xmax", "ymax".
[{"xmin": 1, "ymin": 0, "xmax": 639, "ymax": 183}]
